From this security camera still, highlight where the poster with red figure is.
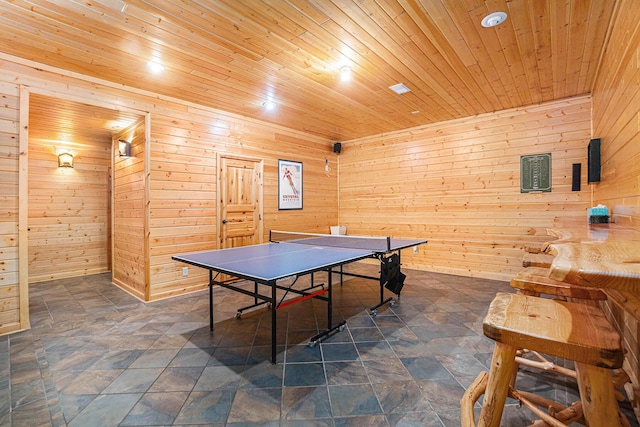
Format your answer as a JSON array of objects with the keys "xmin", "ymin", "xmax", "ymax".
[{"xmin": 278, "ymin": 159, "xmax": 303, "ymax": 210}]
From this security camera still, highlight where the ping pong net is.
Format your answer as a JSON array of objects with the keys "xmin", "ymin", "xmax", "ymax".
[{"xmin": 269, "ymin": 230, "xmax": 393, "ymax": 253}]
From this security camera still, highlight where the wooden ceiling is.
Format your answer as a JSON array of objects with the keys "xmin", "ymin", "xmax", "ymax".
[
  {"xmin": 1, "ymin": 0, "xmax": 618, "ymax": 141},
  {"xmin": 28, "ymin": 93, "xmax": 143, "ymax": 145}
]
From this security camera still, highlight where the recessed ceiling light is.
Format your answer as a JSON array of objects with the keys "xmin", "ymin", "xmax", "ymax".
[
  {"xmin": 339, "ymin": 66, "xmax": 351, "ymax": 82},
  {"xmin": 147, "ymin": 60, "xmax": 165, "ymax": 73},
  {"xmin": 263, "ymin": 101, "xmax": 277, "ymax": 111},
  {"xmin": 481, "ymin": 12, "xmax": 507, "ymax": 28},
  {"xmin": 389, "ymin": 83, "xmax": 411, "ymax": 95}
]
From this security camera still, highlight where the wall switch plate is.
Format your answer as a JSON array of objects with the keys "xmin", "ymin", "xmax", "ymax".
[
  {"xmin": 413, "ymin": 246, "xmax": 418, "ymax": 254},
  {"xmin": 182, "ymin": 267, "xmax": 188, "ymax": 276}
]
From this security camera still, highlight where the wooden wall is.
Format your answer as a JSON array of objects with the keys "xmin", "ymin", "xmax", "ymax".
[
  {"xmin": 0, "ymin": 55, "xmax": 337, "ymax": 333},
  {"xmin": 112, "ymin": 120, "xmax": 147, "ymax": 300},
  {"xmin": 0, "ymin": 74, "xmax": 19, "ymax": 335},
  {"xmin": 590, "ymin": 0, "xmax": 640, "ymax": 414},
  {"xmin": 592, "ymin": 0, "xmax": 640, "ymax": 227},
  {"xmin": 148, "ymin": 112, "xmax": 338, "ymax": 301},
  {"xmin": 27, "ymin": 134, "xmax": 111, "ymax": 282},
  {"xmin": 339, "ymin": 96, "xmax": 592, "ymax": 281}
]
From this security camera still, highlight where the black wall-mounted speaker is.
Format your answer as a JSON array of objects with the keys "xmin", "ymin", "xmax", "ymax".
[
  {"xmin": 333, "ymin": 142, "xmax": 342, "ymax": 154},
  {"xmin": 572, "ymin": 163, "xmax": 581, "ymax": 191},
  {"xmin": 588, "ymin": 138, "xmax": 601, "ymax": 183}
]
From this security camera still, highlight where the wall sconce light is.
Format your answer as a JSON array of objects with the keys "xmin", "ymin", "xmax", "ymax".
[
  {"xmin": 118, "ymin": 139, "xmax": 131, "ymax": 157},
  {"xmin": 58, "ymin": 152, "xmax": 74, "ymax": 168}
]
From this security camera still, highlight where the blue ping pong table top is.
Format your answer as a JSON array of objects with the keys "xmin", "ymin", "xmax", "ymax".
[
  {"xmin": 172, "ymin": 242, "xmax": 372, "ymax": 282},
  {"xmin": 172, "ymin": 236, "xmax": 426, "ymax": 283}
]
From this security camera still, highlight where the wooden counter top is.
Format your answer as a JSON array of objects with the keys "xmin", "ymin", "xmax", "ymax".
[
  {"xmin": 546, "ymin": 222, "xmax": 640, "ymax": 245},
  {"xmin": 548, "ymin": 240, "xmax": 640, "ymax": 290},
  {"xmin": 545, "ymin": 223, "xmax": 640, "ymax": 320}
]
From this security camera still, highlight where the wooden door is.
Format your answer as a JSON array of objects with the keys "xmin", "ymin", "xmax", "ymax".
[{"xmin": 219, "ymin": 155, "xmax": 263, "ymax": 249}]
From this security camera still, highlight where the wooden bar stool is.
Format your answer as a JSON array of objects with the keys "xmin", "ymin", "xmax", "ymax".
[
  {"xmin": 511, "ymin": 266, "xmax": 608, "ymax": 306},
  {"xmin": 461, "ymin": 292, "xmax": 627, "ymax": 427},
  {"xmin": 510, "ymin": 267, "xmax": 610, "ymax": 380},
  {"xmin": 509, "ymin": 267, "xmax": 629, "ymax": 424}
]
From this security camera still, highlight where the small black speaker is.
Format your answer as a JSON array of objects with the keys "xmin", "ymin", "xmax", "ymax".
[
  {"xmin": 333, "ymin": 142, "xmax": 342, "ymax": 154},
  {"xmin": 588, "ymin": 138, "xmax": 601, "ymax": 183},
  {"xmin": 572, "ymin": 163, "xmax": 581, "ymax": 191}
]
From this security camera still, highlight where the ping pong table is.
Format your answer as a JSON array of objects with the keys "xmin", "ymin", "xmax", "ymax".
[{"xmin": 172, "ymin": 230, "xmax": 427, "ymax": 363}]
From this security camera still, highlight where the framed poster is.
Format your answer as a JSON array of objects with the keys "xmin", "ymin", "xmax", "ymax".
[
  {"xmin": 278, "ymin": 159, "xmax": 303, "ymax": 210},
  {"xmin": 520, "ymin": 153, "xmax": 551, "ymax": 193}
]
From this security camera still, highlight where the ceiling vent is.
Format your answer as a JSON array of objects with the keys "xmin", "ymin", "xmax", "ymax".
[{"xmin": 389, "ymin": 83, "xmax": 411, "ymax": 95}]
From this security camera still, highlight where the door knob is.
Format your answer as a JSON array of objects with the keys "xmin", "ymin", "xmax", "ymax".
[{"xmin": 222, "ymin": 219, "xmax": 227, "ymax": 224}]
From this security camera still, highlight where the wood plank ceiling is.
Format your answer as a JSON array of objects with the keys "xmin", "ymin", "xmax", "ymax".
[
  {"xmin": 0, "ymin": 0, "xmax": 618, "ymax": 141},
  {"xmin": 28, "ymin": 94, "xmax": 143, "ymax": 144}
]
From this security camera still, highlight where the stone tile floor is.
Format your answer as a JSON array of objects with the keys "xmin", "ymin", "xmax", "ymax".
[{"xmin": 1, "ymin": 265, "xmax": 638, "ymax": 426}]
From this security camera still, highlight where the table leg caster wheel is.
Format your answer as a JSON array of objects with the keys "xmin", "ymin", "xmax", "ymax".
[
  {"xmin": 308, "ymin": 341, "xmax": 317, "ymax": 348},
  {"xmin": 235, "ymin": 312, "xmax": 242, "ymax": 319},
  {"xmin": 371, "ymin": 309, "xmax": 377, "ymax": 317},
  {"xmin": 390, "ymin": 300, "xmax": 396, "ymax": 306},
  {"xmin": 339, "ymin": 324, "xmax": 345, "ymax": 332}
]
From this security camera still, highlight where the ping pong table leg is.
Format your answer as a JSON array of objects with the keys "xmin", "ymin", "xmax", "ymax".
[
  {"xmin": 308, "ymin": 267, "xmax": 346, "ymax": 347},
  {"xmin": 209, "ymin": 270, "xmax": 214, "ymax": 331},
  {"xmin": 328, "ymin": 268, "xmax": 333, "ymax": 330},
  {"xmin": 369, "ymin": 253, "xmax": 398, "ymax": 316},
  {"xmin": 271, "ymin": 280, "xmax": 277, "ymax": 364}
]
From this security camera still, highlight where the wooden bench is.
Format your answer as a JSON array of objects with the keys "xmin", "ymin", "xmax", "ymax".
[{"xmin": 461, "ymin": 292, "xmax": 627, "ymax": 427}]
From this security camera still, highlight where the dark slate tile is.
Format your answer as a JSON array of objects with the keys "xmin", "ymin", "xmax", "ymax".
[
  {"xmin": 209, "ymin": 346, "xmax": 251, "ymax": 366},
  {"xmin": 333, "ymin": 414, "xmax": 389, "ymax": 427},
  {"xmin": 168, "ymin": 348, "xmax": 213, "ymax": 368},
  {"xmin": 284, "ymin": 363, "xmax": 326, "ymax": 387},
  {"xmin": 321, "ymin": 342, "xmax": 359, "ymax": 362},
  {"xmin": 173, "ymin": 390, "xmax": 235, "ymax": 425},
  {"xmin": 120, "ymin": 391, "xmax": 189, "ymax": 426},
  {"xmin": 386, "ymin": 410, "xmax": 443, "ymax": 426},
  {"xmin": 400, "ymin": 356, "xmax": 452, "ymax": 380},
  {"xmin": 355, "ymin": 341, "xmax": 396, "ymax": 360},
  {"xmin": 226, "ymin": 388, "xmax": 281, "ymax": 424},
  {"xmin": 66, "ymin": 393, "xmax": 141, "ymax": 427},
  {"xmin": 324, "ymin": 361, "xmax": 370, "ymax": 386},
  {"xmin": 349, "ymin": 327, "xmax": 385, "ymax": 342},
  {"xmin": 373, "ymin": 380, "xmax": 432, "ymax": 414},
  {"xmin": 240, "ymin": 362, "xmax": 283, "ymax": 389},
  {"xmin": 328, "ymin": 384, "xmax": 383, "ymax": 417},
  {"xmin": 102, "ymin": 368, "xmax": 163, "ymax": 394},
  {"xmin": 286, "ymin": 344, "xmax": 322, "ymax": 363},
  {"xmin": 193, "ymin": 365, "xmax": 243, "ymax": 391},
  {"xmin": 281, "ymin": 386, "xmax": 331, "ymax": 420},
  {"xmin": 363, "ymin": 359, "xmax": 412, "ymax": 384},
  {"xmin": 150, "ymin": 366, "xmax": 204, "ymax": 392}
]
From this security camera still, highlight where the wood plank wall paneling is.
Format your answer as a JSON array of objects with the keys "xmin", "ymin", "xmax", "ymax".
[
  {"xmin": 592, "ymin": 0, "xmax": 640, "ymax": 228},
  {"xmin": 0, "ymin": 55, "xmax": 337, "ymax": 308},
  {"xmin": 591, "ymin": 0, "xmax": 640, "ymax": 417},
  {"xmin": 339, "ymin": 96, "xmax": 592, "ymax": 281},
  {"xmin": 112, "ymin": 121, "xmax": 147, "ymax": 300},
  {"xmin": 148, "ymin": 114, "xmax": 338, "ymax": 301},
  {"xmin": 0, "ymin": 80, "xmax": 19, "ymax": 334},
  {"xmin": 27, "ymin": 137, "xmax": 111, "ymax": 282}
]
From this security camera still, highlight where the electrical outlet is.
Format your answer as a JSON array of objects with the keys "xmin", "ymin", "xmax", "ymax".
[
  {"xmin": 413, "ymin": 246, "xmax": 418, "ymax": 254},
  {"xmin": 182, "ymin": 267, "xmax": 188, "ymax": 277}
]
